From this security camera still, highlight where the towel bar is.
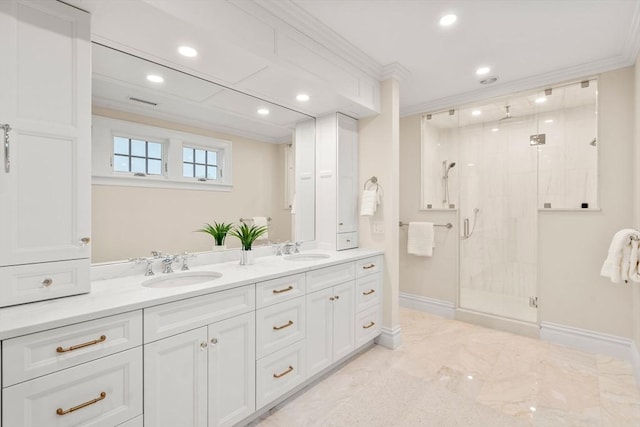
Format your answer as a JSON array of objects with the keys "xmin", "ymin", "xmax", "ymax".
[
  {"xmin": 399, "ymin": 221, "xmax": 452, "ymax": 229},
  {"xmin": 239, "ymin": 217, "xmax": 272, "ymax": 223}
]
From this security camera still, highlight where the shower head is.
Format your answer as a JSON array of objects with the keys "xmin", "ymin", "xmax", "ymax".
[
  {"xmin": 444, "ymin": 162, "xmax": 456, "ymax": 179},
  {"xmin": 448, "ymin": 162, "xmax": 456, "ymax": 170},
  {"xmin": 498, "ymin": 105, "xmax": 515, "ymax": 121},
  {"xmin": 589, "ymin": 137, "xmax": 597, "ymax": 147}
]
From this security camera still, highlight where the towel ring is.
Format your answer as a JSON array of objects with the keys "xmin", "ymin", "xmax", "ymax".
[{"xmin": 364, "ymin": 176, "xmax": 383, "ymax": 192}]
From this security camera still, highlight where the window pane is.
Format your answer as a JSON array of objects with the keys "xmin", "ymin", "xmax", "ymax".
[
  {"xmin": 148, "ymin": 159, "xmax": 162, "ymax": 175},
  {"xmin": 207, "ymin": 151, "xmax": 217, "ymax": 165},
  {"xmin": 183, "ymin": 164, "xmax": 193, "ymax": 177},
  {"xmin": 195, "ymin": 149, "xmax": 206, "ymax": 163},
  {"xmin": 131, "ymin": 157, "xmax": 146, "ymax": 174},
  {"xmin": 207, "ymin": 166, "xmax": 217, "ymax": 179},
  {"xmin": 113, "ymin": 155, "xmax": 129, "ymax": 172},
  {"xmin": 114, "ymin": 137, "xmax": 129, "ymax": 155},
  {"xmin": 183, "ymin": 147, "xmax": 194, "ymax": 163},
  {"xmin": 148, "ymin": 142, "xmax": 162, "ymax": 159},
  {"xmin": 131, "ymin": 139, "xmax": 146, "ymax": 157},
  {"xmin": 195, "ymin": 164, "xmax": 206, "ymax": 178}
]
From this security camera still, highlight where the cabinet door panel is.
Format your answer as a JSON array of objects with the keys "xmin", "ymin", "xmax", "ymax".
[
  {"xmin": 306, "ymin": 287, "xmax": 334, "ymax": 377},
  {"xmin": 208, "ymin": 312, "xmax": 256, "ymax": 427},
  {"xmin": 144, "ymin": 328, "xmax": 208, "ymax": 427},
  {"xmin": 332, "ymin": 281, "xmax": 355, "ymax": 361}
]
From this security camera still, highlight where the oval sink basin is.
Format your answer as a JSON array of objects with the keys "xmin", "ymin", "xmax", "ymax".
[
  {"xmin": 283, "ymin": 253, "xmax": 331, "ymax": 261},
  {"xmin": 142, "ymin": 271, "xmax": 222, "ymax": 288}
]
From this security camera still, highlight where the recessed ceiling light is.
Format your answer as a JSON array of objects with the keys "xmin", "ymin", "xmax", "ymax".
[
  {"xmin": 146, "ymin": 74, "xmax": 164, "ymax": 83},
  {"xmin": 178, "ymin": 46, "xmax": 198, "ymax": 57},
  {"xmin": 544, "ymin": 119, "xmax": 554, "ymax": 123},
  {"xmin": 476, "ymin": 67, "xmax": 490, "ymax": 76},
  {"xmin": 472, "ymin": 110, "xmax": 481, "ymax": 116},
  {"xmin": 535, "ymin": 97, "xmax": 547, "ymax": 104},
  {"xmin": 439, "ymin": 14, "xmax": 457, "ymax": 26},
  {"xmin": 491, "ymin": 128, "xmax": 499, "ymax": 132},
  {"xmin": 257, "ymin": 108, "xmax": 270, "ymax": 115},
  {"xmin": 296, "ymin": 93, "xmax": 310, "ymax": 102}
]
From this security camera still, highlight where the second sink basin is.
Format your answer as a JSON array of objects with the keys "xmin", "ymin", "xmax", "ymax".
[
  {"xmin": 142, "ymin": 271, "xmax": 223, "ymax": 288},
  {"xmin": 283, "ymin": 253, "xmax": 331, "ymax": 261}
]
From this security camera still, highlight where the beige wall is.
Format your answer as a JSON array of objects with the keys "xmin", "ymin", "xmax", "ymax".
[
  {"xmin": 399, "ymin": 67, "xmax": 636, "ymax": 338},
  {"xmin": 91, "ymin": 107, "xmax": 290, "ymax": 263},
  {"xmin": 359, "ymin": 79, "xmax": 401, "ymax": 337},
  {"xmin": 633, "ymin": 57, "xmax": 640, "ymax": 349}
]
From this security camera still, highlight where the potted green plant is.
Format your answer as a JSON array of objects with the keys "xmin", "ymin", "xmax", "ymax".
[
  {"xmin": 229, "ymin": 223, "xmax": 268, "ymax": 265},
  {"xmin": 196, "ymin": 222, "xmax": 234, "ymax": 251}
]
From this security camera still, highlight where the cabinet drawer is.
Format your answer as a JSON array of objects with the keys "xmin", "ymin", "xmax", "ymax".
[
  {"xmin": 3, "ymin": 310, "xmax": 142, "ymax": 387},
  {"xmin": 144, "ymin": 285, "xmax": 255, "ymax": 343},
  {"xmin": 355, "ymin": 255, "xmax": 382, "ymax": 278},
  {"xmin": 256, "ymin": 340, "xmax": 306, "ymax": 410},
  {"xmin": 0, "ymin": 259, "xmax": 90, "ymax": 308},
  {"xmin": 306, "ymin": 262, "xmax": 355, "ymax": 293},
  {"xmin": 256, "ymin": 297, "xmax": 305, "ymax": 359},
  {"xmin": 256, "ymin": 273, "xmax": 305, "ymax": 308},
  {"xmin": 336, "ymin": 232, "xmax": 358, "ymax": 250},
  {"xmin": 118, "ymin": 415, "xmax": 143, "ymax": 427},
  {"xmin": 355, "ymin": 274, "xmax": 382, "ymax": 313},
  {"xmin": 2, "ymin": 347, "xmax": 143, "ymax": 427},
  {"xmin": 355, "ymin": 304, "xmax": 382, "ymax": 348}
]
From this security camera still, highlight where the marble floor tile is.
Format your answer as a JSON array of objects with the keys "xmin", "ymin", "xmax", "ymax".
[{"xmin": 252, "ymin": 307, "xmax": 640, "ymax": 426}]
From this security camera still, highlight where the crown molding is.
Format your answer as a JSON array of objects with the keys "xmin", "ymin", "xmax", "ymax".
[
  {"xmin": 381, "ymin": 62, "xmax": 410, "ymax": 82},
  {"xmin": 622, "ymin": 0, "xmax": 640, "ymax": 64},
  {"xmin": 400, "ymin": 53, "xmax": 637, "ymax": 117}
]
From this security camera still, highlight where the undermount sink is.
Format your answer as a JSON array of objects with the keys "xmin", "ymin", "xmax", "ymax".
[
  {"xmin": 283, "ymin": 253, "xmax": 331, "ymax": 261},
  {"xmin": 142, "ymin": 271, "xmax": 222, "ymax": 288}
]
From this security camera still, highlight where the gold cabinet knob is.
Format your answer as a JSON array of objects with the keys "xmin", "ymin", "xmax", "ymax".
[
  {"xmin": 41, "ymin": 278, "xmax": 53, "ymax": 287},
  {"xmin": 80, "ymin": 237, "xmax": 91, "ymax": 245},
  {"xmin": 210, "ymin": 338, "xmax": 218, "ymax": 344}
]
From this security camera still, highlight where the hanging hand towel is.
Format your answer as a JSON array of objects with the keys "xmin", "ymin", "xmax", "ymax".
[
  {"xmin": 629, "ymin": 240, "xmax": 640, "ymax": 282},
  {"xmin": 407, "ymin": 222, "xmax": 435, "ymax": 257},
  {"xmin": 290, "ymin": 192, "xmax": 297, "ymax": 215},
  {"xmin": 252, "ymin": 216, "xmax": 269, "ymax": 241},
  {"xmin": 600, "ymin": 229, "xmax": 639, "ymax": 283},
  {"xmin": 360, "ymin": 189, "xmax": 378, "ymax": 216}
]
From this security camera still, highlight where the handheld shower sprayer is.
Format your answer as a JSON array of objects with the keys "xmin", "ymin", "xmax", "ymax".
[{"xmin": 442, "ymin": 161, "xmax": 456, "ymax": 206}]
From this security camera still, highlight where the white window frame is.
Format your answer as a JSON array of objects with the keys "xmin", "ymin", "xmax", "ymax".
[
  {"xmin": 181, "ymin": 144, "xmax": 225, "ymax": 182},
  {"xmin": 92, "ymin": 116, "xmax": 233, "ymax": 191}
]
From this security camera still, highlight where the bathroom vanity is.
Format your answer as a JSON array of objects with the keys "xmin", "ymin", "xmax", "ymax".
[{"xmin": 0, "ymin": 249, "xmax": 383, "ymax": 427}]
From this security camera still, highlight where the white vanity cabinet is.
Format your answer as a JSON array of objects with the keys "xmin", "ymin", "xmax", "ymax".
[
  {"xmin": 316, "ymin": 113, "xmax": 359, "ymax": 251},
  {"xmin": 143, "ymin": 287, "xmax": 256, "ymax": 427},
  {"xmin": 0, "ymin": 0, "xmax": 91, "ymax": 307},
  {"xmin": 354, "ymin": 256, "xmax": 383, "ymax": 347}
]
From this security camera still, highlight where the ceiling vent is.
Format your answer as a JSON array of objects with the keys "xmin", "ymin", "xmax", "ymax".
[{"xmin": 128, "ymin": 96, "xmax": 158, "ymax": 106}]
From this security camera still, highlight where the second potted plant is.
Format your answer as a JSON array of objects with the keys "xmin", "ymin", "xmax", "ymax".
[
  {"xmin": 196, "ymin": 222, "xmax": 234, "ymax": 251},
  {"xmin": 229, "ymin": 223, "xmax": 268, "ymax": 265}
]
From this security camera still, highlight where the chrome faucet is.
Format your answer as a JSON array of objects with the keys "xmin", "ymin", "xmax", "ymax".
[
  {"xmin": 179, "ymin": 252, "xmax": 196, "ymax": 271},
  {"xmin": 161, "ymin": 254, "xmax": 177, "ymax": 274},
  {"xmin": 130, "ymin": 257, "xmax": 155, "ymax": 276}
]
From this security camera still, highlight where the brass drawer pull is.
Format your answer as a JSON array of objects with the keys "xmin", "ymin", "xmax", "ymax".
[
  {"xmin": 56, "ymin": 391, "xmax": 106, "ymax": 415},
  {"xmin": 363, "ymin": 321, "xmax": 376, "ymax": 329},
  {"xmin": 273, "ymin": 320, "xmax": 294, "ymax": 331},
  {"xmin": 363, "ymin": 289, "xmax": 375, "ymax": 296},
  {"xmin": 273, "ymin": 365, "xmax": 294, "ymax": 378},
  {"xmin": 56, "ymin": 335, "xmax": 106, "ymax": 353},
  {"xmin": 273, "ymin": 285, "xmax": 293, "ymax": 294},
  {"xmin": 41, "ymin": 278, "xmax": 53, "ymax": 287},
  {"xmin": 362, "ymin": 264, "xmax": 375, "ymax": 270}
]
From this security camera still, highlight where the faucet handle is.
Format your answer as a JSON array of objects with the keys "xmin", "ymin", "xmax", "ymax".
[
  {"xmin": 179, "ymin": 252, "xmax": 196, "ymax": 270},
  {"xmin": 151, "ymin": 251, "xmax": 163, "ymax": 258}
]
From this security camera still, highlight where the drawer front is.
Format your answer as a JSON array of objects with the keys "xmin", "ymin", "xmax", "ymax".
[
  {"xmin": 2, "ymin": 347, "xmax": 143, "ymax": 427},
  {"xmin": 118, "ymin": 415, "xmax": 143, "ymax": 427},
  {"xmin": 355, "ymin": 255, "xmax": 382, "ymax": 278},
  {"xmin": 256, "ymin": 273, "xmax": 306, "ymax": 308},
  {"xmin": 0, "ymin": 259, "xmax": 90, "ymax": 308},
  {"xmin": 256, "ymin": 340, "xmax": 306, "ymax": 410},
  {"xmin": 336, "ymin": 232, "xmax": 358, "ymax": 251},
  {"xmin": 3, "ymin": 310, "xmax": 142, "ymax": 387},
  {"xmin": 256, "ymin": 297, "xmax": 305, "ymax": 359},
  {"xmin": 144, "ymin": 285, "xmax": 255, "ymax": 343},
  {"xmin": 306, "ymin": 262, "xmax": 355, "ymax": 293},
  {"xmin": 355, "ymin": 274, "xmax": 382, "ymax": 313},
  {"xmin": 355, "ymin": 304, "xmax": 382, "ymax": 348}
]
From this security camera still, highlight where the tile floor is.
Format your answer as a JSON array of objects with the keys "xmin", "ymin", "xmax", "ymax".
[{"xmin": 253, "ymin": 307, "xmax": 640, "ymax": 426}]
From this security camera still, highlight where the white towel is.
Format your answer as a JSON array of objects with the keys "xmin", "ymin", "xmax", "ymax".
[
  {"xmin": 600, "ymin": 229, "xmax": 639, "ymax": 283},
  {"xmin": 252, "ymin": 216, "xmax": 269, "ymax": 241},
  {"xmin": 629, "ymin": 240, "xmax": 640, "ymax": 282},
  {"xmin": 290, "ymin": 192, "xmax": 297, "ymax": 215},
  {"xmin": 360, "ymin": 190, "xmax": 378, "ymax": 216},
  {"xmin": 407, "ymin": 222, "xmax": 435, "ymax": 257}
]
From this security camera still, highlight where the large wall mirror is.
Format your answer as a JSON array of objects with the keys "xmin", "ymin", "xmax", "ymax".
[{"xmin": 91, "ymin": 43, "xmax": 315, "ymax": 263}]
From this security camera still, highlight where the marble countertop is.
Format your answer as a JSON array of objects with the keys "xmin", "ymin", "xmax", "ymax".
[{"xmin": 0, "ymin": 248, "xmax": 382, "ymax": 340}]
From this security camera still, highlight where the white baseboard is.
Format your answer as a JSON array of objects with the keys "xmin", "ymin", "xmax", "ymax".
[
  {"xmin": 632, "ymin": 342, "xmax": 640, "ymax": 387},
  {"xmin": 399, "ymin": 292, "xmax": 455, "ymax": 319},
  {"xmin": 375, "ymin": 326, "xmax": 402, "ymax": 349},
  {"xmin": 540, "ymin": 321, "xmax": 635, "ymax": 362}
]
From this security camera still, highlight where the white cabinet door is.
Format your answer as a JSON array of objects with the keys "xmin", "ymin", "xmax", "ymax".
[
  {"xmin": 144, "ymin": 328, "xmax": 208, "ymax": 427},
  {"xmin": 306, "ymin": 287, "xmax": 334, "ymax": 377},
  {"xmin": 332, "ymin": 281, "xmax": 355, "ymax": 361},
  {"xmin": 294, "ymin": 118, "xmax": 316, "ymax": 242},
  {"xmin": 208, "ymin": 312, "xmax": 255, "ymax": 427},
  {"xmin": 337, "ymin": 114, "xmax": 358, "ymax": 234},
  {"xmin": 0, "ymin": 0, "xmax": 91, "ymax": 266}
]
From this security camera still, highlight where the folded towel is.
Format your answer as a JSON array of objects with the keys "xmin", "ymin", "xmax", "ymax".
[
  {"xmin": 629, "ymin": 240, "xmax": 640, "ymax": 282},
  {"xmin": 601, "ymin": 229, "xmax": 639, "ymax": 283},
  {"xmin": 360, "ymin": 190, "xmax": 378, "ymax": 216},
  {"xmin": 407, "ymin": 222, "xmax": 434, "ymax": 257},
  {"xmin": 253, "ymin": 216, "xmax": 269, "ymax": 240}
]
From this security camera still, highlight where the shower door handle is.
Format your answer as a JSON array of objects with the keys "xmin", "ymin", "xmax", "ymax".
[
  {"xmin": 2, "ymin": 123, "xmax": 11, "ymax": 173},
  {"xmin": 463, "ymin": 218, "xmax": 470, "ymax": 239}
]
